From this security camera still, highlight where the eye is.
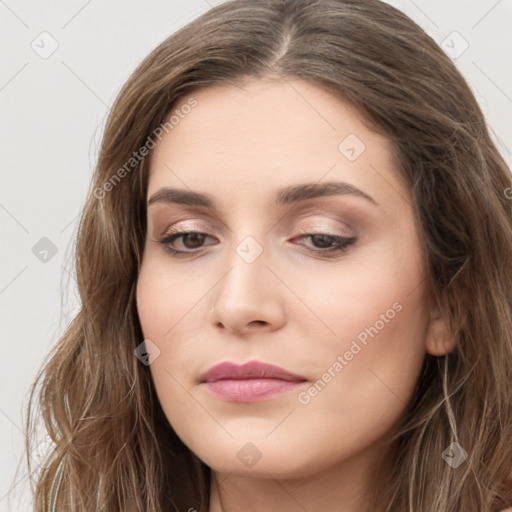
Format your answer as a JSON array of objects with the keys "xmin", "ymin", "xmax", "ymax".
[
  {"xmin": 156, "ymin": 230, "xmax": 217, "ymax": 257},
  {"xmin": 156, "ymin": 228, "xmax": 356, "ymax": 259},
  {"xmin": 292, "ymin": 233, "xmax": 356, "ymax": 255}
]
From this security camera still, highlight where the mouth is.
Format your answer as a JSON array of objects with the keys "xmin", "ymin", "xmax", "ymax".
[{"xmin": 198, "ymin": 360, "xmax": 308, "ymax": 403}]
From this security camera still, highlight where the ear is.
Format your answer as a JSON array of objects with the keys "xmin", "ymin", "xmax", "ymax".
[{"xmin": 425, "ymin": 303, "xmax": 456, "ymax": 356}]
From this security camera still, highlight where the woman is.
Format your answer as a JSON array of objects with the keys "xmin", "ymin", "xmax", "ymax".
[{"xmin": 26, "ymin": 0, "xmax": 512, "ymax": 510}]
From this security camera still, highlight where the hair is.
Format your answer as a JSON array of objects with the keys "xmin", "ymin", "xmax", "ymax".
[{"xmin": 25, "ymin": 0, "xmax": 512, "ymax": 510}]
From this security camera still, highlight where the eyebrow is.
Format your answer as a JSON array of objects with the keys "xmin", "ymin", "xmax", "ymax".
[{"xmin": 147, "ymin": 181, "xmax": 378, "ymax": 209}]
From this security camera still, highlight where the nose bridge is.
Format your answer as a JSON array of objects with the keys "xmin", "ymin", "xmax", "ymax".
[
  {"xmin": 221, "ymin": 207, "xmax": 269, "ymax": 284},
  {"xmin": 219, "ymin": 233, "xmax": 268, "ymax": 305},
  {"xmin": 210, "ymin": 231, "xmax": 285, "ymax": 331}
]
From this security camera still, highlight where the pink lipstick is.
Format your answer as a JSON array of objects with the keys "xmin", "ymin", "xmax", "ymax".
[{"xmin": 199, "ymin": 360, "xmax": 308, "ymax": 403}]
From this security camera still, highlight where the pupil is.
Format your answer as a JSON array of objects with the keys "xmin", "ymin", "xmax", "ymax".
[
  {"xmin": 312, "ymin": 234, "xmax": 333, "ymax": 248},
  {"xmin": 184, "ymin": 233, "xmax": 205, "ymax": 249}
]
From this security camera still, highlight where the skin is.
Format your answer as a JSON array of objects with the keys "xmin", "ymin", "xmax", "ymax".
[{"xmin": 136, "ymin": 77, "xmax": 454, "ymax": 512}]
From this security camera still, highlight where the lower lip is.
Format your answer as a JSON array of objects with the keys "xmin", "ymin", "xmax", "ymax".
[{"xmin": 204, "ymin": 378, "xmax": 306, "ymax": 403}]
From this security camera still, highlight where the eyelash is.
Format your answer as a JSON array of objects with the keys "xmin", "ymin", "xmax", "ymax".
[{"xmin": 156, "ymin": 229, "xmax": 356, "ymax": 258}]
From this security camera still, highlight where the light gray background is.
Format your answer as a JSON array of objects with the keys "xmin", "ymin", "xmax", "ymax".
[{"xmin": 1, "ymin": 0, "xmax": 511, "ymax": 510}]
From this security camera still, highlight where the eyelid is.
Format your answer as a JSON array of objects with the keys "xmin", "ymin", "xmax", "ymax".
[
  {"xmin": 294, "ymin": 223, "xmax": 352, "ymax": 235},
  {"xmin": 155, "ymin": 208, "xmax": 358, "ymax": 239},
  {"xmin": 157, "ymin": 220, "xmax": 214, "ymax": 238},
  {"xmin": 292, "ymin": 206, "xmax": 357, "ymax": 227},
  {"xmin": 293, "ymin": 217, "xmax": 356, "ymax": 238}
]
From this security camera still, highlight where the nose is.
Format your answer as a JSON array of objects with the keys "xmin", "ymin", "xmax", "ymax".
[{"xmin": 208, "ymin": 241, "xmax": 286, "ymax": 335}]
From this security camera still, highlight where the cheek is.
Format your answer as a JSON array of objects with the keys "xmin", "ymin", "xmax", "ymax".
[
  {"xmin": 136, "ymin": 257, "xmax": 163, "ymax": 336},
  {"xmin": 293, "ymin": 243, "xmax": 428, "ymax": 436},
  {"xmin": 135, "ymin": 257, "xmax": 215, "ymax": 429},
  {"xmin": 136, "ymin": 256, "xmax": 203, "ymax": 340},
  {"xmin": 282, "ymin": 231, "xmax": 427, "ymax": 358},
  {"xmin": 136, "ymin": 266, "xmax": 203, "ymax": 449}
]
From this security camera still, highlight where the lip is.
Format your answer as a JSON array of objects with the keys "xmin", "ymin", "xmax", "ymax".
[
  {"xmin": 199, "ymin": 361, "xmax": 308, "ymax": 403},
  {"xmin": 199, "ymin": 360, "xmax": 307, "ymax": 383}
]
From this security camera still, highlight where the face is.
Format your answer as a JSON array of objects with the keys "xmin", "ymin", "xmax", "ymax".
[{"xmin": 136, "ymin": 78, "xmax": 451, "ymax": 479}]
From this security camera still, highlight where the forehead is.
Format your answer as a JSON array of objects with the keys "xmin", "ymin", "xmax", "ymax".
[{"xmin": 147, "ymin": 78, "xmax": 407, "ymax": 210}]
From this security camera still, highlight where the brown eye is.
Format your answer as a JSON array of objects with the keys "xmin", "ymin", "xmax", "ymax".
[
  {"xmin": 293, "ymin": 233, "xmax": 357, "ymax": 255},
  {"xmin": 158, "ymin": 231, "xmax": 217, "ymax": 256},
  {"xmin": 179, "ymin": 232, "xmax": 208, "ymax": 249},
  {"xmin": 309, "ymin": 234, "xmax": 339, "ymax": 249}
]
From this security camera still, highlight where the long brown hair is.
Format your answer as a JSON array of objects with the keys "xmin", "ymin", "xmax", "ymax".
[{"xmin": 25, "ymin": 0, "xmax": 512, "ymax": 510}]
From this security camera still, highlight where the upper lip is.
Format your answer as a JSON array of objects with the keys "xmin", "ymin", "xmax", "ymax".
[{"xmin": 199, "ymin": 361, "xmax": 307, "ymax": 383}]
